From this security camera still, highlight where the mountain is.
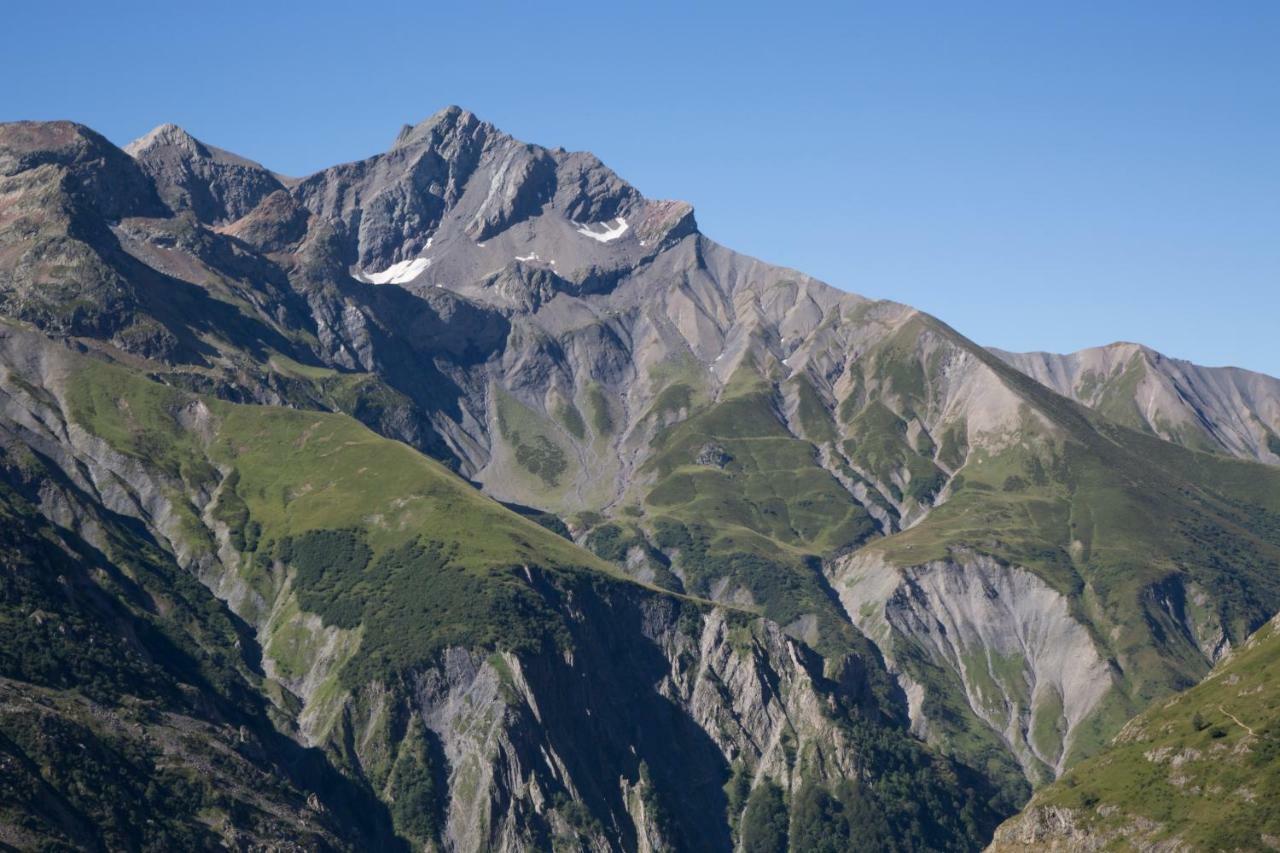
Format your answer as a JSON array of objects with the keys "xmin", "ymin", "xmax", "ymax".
[
  {"xmin": 988, "ymin": 611, "xmax": 1280, "ymax": 851},
  {"xmin": 125, "ymin": 123, "xmax": 287, "ymax": 225},
  {"xmin": 2, "ymin": 323, "xmax": 992, "ymax": 850},
  {"xmin": 995, "ymin": 343, "xmax": 1280, "ymax": 465},
  {"xmin": 0, "ymin": 108, "xmax": 1278, "ymax": 850}
]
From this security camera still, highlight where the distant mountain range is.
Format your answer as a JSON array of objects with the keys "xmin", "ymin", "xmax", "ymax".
[
  {"xmin": 996, "ymin": 343, "xmax": 1280, "ymax": 464},
  {"xmin": 1, "ymin": 107, "xmax": 1277, "ymax": 851}
]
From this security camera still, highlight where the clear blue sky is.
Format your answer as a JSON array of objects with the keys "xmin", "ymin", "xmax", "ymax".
[{"xmin": 6, "ymin": 1, "xmax": 1278, "ymax": 375}]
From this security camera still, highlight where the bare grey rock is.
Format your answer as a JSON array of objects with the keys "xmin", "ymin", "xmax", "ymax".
[
  {"xmin": 126, "ymin": 123, "xmax": 285, "ymax": 223},
  {"xmin": 831, "ymin": 548, "xmax": 1118, "ymax": 783}
]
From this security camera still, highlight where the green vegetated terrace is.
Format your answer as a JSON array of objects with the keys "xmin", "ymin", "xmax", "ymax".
[{"xmin": 638, "ymin": 364, "xmax": 880, "ymax": 656}]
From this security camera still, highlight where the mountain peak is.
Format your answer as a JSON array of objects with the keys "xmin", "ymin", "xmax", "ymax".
[
  {"xmin": 124, "ymin": 122, "xmax": 204, "ymax": 157},
  {"xmin": 392, "ymin": 104, "xmax": 492, "ymax": 151},
  {"xmin": 286, "ymin": 105, "xmax": 676, "ymax": 269},
  {"xmin": 124, "ymin": 123, "xmax": 282, "ymax": 223},
  {"xmin": 0, "ymin": 119, "xmax": 165, "ymax": 219}
]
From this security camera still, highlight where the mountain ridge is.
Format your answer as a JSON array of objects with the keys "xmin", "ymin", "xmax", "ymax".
[
  {"xmin": 994, "ymin": 341, "xmax": 1280, "ymax": 464},
  {"xmin": 0, "ymin": 107, "xmax": 1277, "ymax": 850}
]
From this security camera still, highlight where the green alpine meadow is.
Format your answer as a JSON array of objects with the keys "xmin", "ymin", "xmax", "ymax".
[{"xmin": 0, "ymin": 110, "xmax": 1277, "ymax": 851}]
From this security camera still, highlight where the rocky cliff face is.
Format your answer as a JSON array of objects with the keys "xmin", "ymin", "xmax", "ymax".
[
  {"xmin": 332, "ymin": 604, "xmax": 892, "ymax": 852},
  {"xmin": 831, "ymin": 550, "xmax": 1117, "ymax": 789}
]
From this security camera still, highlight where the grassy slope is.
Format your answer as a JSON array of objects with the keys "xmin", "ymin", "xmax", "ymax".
[
  {"xmin": 837, "ymin": 315, "xmax": 950, "ymax": 509},
  {"xmin": 644, "ymin": 365, "xmax": 876, "ymax": 555},
  {"xmin": 998, "ymin": 614, "xmax": 1280, "ymax": 850},
  {"xmin": 64, "ymin": 354, "xmax": 631, "ymax": 694},
  {"xmin": 639, "ymin": 363, "xmax": 879, "ymax": 659},
  {"xmin": 56, "ymin": 352, "xmax": 1009, "ymax": 851}
]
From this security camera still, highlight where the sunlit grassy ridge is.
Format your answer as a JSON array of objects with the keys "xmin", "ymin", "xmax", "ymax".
[
  {"xmin": 65, "ymin": 356, "xmax": 630, "ymax": 686},
  {"xmin": 1003, "ymin": 614, "xmax": 1280, "ymax": 850},
  {"xmin": 69, "ymin": 357, "xmax": 607, "ymax": 567}
]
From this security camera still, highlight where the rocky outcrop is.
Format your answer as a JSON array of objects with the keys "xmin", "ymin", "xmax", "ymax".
[
  {"xmin": 221, "ymin": 188, "xmax": 312, "ymax": 251},
  {"xmin": 125, "ymin": 123, "xmax": 285, "ymax": 223},
  {"xmin": 831, "ymin": 549, "xmax": 1116, "ymax": 783},
  {"xmin": 331, "ymin": 602, "xmax": 881, "ymax": 852},
  {"xmin": 985, "ymin": 805, "xmax": 1147, "ymax": 851}
]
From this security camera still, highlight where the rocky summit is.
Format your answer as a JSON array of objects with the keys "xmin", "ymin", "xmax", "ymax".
[{"xmin": 0, "ymin": 107, "xmax": 1278, "ymax": 851}]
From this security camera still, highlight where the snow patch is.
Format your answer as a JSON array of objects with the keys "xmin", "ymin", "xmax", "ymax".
[
  {"xmin": 515, "ymin": 252, "xmax": 541, "ymax": 262},
  {"xmin": 575, "ymin": 217, "xmax": 629, "ymax": 243},
  {"xmin": 361, "ymin": 257, "xmax": 431, "ymax": 285}
]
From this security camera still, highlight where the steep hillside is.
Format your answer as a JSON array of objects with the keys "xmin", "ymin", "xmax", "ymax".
[
  {"xmin": 988, "ymin": 612, "xmax": 1280, "ymax": 851},
  {"xmin": 0, "ymin": 323, "xmax": 995, "ymax": 850},
  {"xmin": 0, "ymin": 444, "xmax": 393, "ymax": 850},
  {"xmin": 830, "ymin": 323, "xmax": 1280, "ymax": 801},
  {"xmin": 996, "ymin": 342, "xmax": 1280, "ymax": 464}
]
